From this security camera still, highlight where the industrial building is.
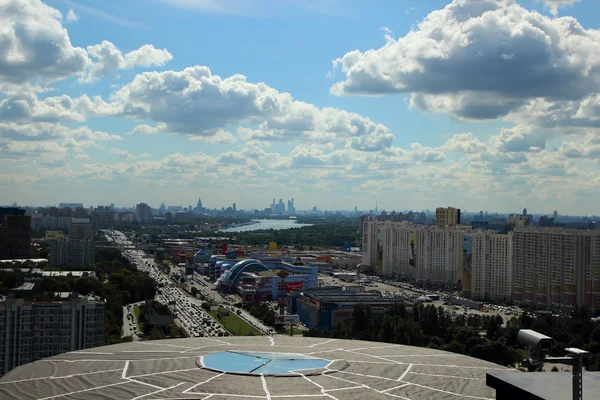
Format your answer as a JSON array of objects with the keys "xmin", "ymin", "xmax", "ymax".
[
  {"xmin": 288, "ymin": 286, "xmax": 412, "ymax": 330},
  {"xmin": 0, "ymin": 293, "xmax": 105, "ymax": 376},
  {"xmin": 216, "ymin": 258, "xmax": 318, "ymax": 301}
]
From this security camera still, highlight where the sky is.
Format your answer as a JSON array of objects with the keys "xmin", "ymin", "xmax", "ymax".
[{"xmin": 1, "ymin": 0, "xmax": 600, "ymax": 215}]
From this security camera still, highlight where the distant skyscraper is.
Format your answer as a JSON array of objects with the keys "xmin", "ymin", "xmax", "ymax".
[
  {"xmin": 522, "ymin": 208, "xmax": 527, "ymax": 216},
  {"xmin": 135, "ymin": 203, "xmax": 153, "ymax": 224},
  {"xmin": 58, "ymin": 203, "xmax": 83, "ymax": 211},
  {"xmin": 232, "ymin": 203, "xmax": 236, "ymax": 212},
  {"xmin": 159, "ymin": 203, "xmax": 166, "ymax": 215},
  {"xmin": 553, "ymin": 210, "xmax": 558, "ymax": 222},
  {"xmin": 286, "ymin": 198, "xmax": 296, "ymax": 214},
  {"xmin": 195, "ymin": 198, "xmax": 204, "ymax": 212},
  {"xmin": 435, "ymin": 207, "xmax": 460, "ymax": 228}
]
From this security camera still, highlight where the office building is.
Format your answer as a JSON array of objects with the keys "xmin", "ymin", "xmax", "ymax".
[
  {"xmin": 270, "ymin": 199, "xmax": 286, "ymax": 214},
  {"xmin": 0, "ymin": 208, "xmax": 31, "ymax": 261},
  {"xmin": 135, "ymin": 203, "xmax": 153, "ymax": 224},
  {"xmin": 467, "ymin": 231, "xmax": 513, "ymax": 302},
  {"xmin": 435, "ymin": 206, "xmax": 460, "ymax": 228},
  {"xmin": 69, "ymin": 218, "xmax": 92, "ymax": 240},
  {"xmin": 287, "ymin": 198, "xmax": 296, "ymax": 214},
  {"xmin": 0, "ymin": 293, "xmax": 105, "ymax": 376},
  {"xmin": 512, "ymin": 227, "xmax": 600, "ymax": 310}
]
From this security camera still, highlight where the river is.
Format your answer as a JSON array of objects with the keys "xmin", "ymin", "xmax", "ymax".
[{"xmin": 219, "ymin": 219, "xmax": 313, "ymax": 232}]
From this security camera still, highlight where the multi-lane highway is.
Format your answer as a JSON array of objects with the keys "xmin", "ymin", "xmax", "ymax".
[{"xmin": 104, "ymin": 230, "xmax": 230, "ymax": 338}]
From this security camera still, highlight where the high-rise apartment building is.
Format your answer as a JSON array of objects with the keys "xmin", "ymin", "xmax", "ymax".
[
  {"xmin": 362, "ymin": 218, "xmax": 381, "ymax": 273},
  {"xmin": 135, "ymin": 203, "xmax": 153, "ymax": 224},
  {"xmin": 380, "ymin": 221, "xmax": 416, "ymax": 279},
  {"xmin": 0, "ymin": 208, "xmax": 31, "ymax": 260},
  {"xmin": 435, "ymin": 207, "xmax": 461, "ymax": 228},
  {"xmin": 468, "ymin": 231, "xmax": 513, "ymax": 302},
  {"xmin": 512, "ymin": 227, "xmax": 600, "ymax": 310},
  {"xmin": 50, "ymin": 238, "xmax": 95, "ymax": 267},
  {"xmin": 0, "ymin": 293, "xmax": 105, "ymax": 375},
  {"xmin": 415, "ymin": 226, "xmax": 465, "ymax": 287},
  {"xmin": 49, "ymin": 218, "xmax": 94, "ymax": 267},
  {"xmin": 369, "ymin": 220, "xmax": 467, "ymax": 286}
]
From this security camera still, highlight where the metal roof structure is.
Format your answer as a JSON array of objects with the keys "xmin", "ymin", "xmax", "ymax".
[{"xmin": 0, "ymin": 336, "xmax": 511, "ymax": 399}]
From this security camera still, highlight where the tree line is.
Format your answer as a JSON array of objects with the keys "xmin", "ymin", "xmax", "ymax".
[
  {"xmin": 304, "ymin": 303, "xmax": 600, "ymax": 370},
  {"xmin": 0, "ymin": 248, "xmax": 157, "ymax": 344}
]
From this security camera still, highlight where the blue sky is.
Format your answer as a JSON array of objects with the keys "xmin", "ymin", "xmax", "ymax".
[{"xmin": 1, "ymin": 0, "xmax": 600, "ymax": 214}]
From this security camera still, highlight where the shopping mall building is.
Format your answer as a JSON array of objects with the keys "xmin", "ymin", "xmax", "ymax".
[{"xmin": 216, "ymin": 258, "xmax": 318, "ymax": 301}]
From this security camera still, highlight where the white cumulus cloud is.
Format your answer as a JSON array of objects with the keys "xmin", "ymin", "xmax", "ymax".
[
  {"xmin": 83, "ymin": 41, "xmax": 173, "ymax": 82},
  {"xmin": 329, "ymin": 0, "xmax": 600, "ymax": 122},
  {"xmin": 541, "ymin": 0, "xmax": 581, "ymax": 16},
  {"xmin": 109, "ymin": 66, "xmax": 395, "ymax": 151},
  {"xmin": 65, "ymin": 8, "xmax": 79, "ymax": 22},
  {"xmin": 0, "ymin": 0, "xmax": 89, "ymax": 88}
]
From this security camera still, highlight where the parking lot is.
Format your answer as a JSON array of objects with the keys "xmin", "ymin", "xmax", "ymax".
[{"xmin": 318, "ymin": 273, "xmax": 521, "ymax": 325}]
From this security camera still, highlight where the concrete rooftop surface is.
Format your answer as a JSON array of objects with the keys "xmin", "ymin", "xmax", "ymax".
[{"xmin": 0, "ymin": 336, "xmax": 511, "ymax": 400}]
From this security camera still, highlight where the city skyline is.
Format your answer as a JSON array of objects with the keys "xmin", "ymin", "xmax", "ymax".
[
  {"xmin": 3, "ymin": 198, "xmax": 596, "ymax": 218},
  {"xmin": 2, "ymin": 0, "xmax": 600, "ymax": 214}
]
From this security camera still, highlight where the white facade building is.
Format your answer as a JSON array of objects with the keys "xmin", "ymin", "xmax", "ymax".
[
  {"xmin": 380, "ymin": 221, "xmax": 415, "ymax": 279},
  {"xmin": 470, "ymin": 232, "xmax": 513, "ymax": 302},
  {"xmin": 415, "ymin": 227, "xmax": 465, "ymax": 287},
  {"xmin": 361, "ymin": 219, "xmax": 381, "ymax": 272}
]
